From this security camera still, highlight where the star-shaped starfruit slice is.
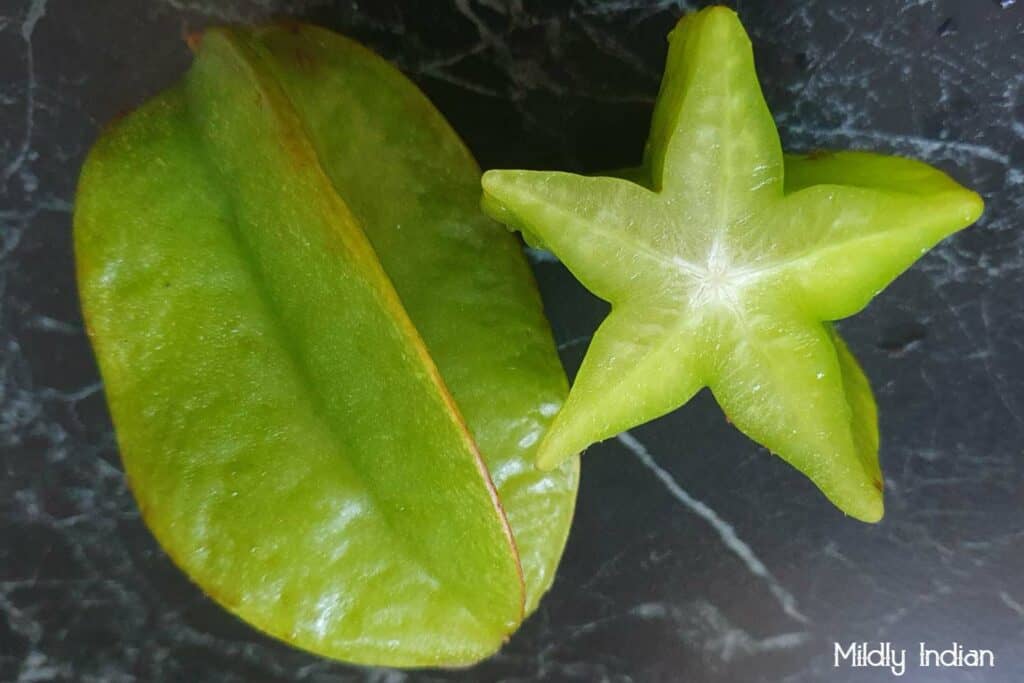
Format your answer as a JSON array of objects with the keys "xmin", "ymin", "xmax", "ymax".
[{"xmin": 481, "ymin": 6, "xmax": 983, "ymax": 522}]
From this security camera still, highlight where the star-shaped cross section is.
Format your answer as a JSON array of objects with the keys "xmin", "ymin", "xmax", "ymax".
[{"xmin": 481, "ymin": 7, "xmax": 982, "ymax": 522}]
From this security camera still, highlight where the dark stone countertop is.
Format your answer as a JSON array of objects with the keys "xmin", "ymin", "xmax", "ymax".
[{"xmin": 1, "ymin": 1, "xmax": 1022, "ymax": 681}]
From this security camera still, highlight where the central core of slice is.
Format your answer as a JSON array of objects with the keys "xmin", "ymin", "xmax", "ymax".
[{"xmin": 673, "ymin": 239, "xmax": 762, "ymax": 311}]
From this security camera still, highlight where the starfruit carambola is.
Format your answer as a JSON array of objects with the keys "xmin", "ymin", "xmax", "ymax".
[
  {"xmin": 481, "ymin": 6, "xmax": 982, "ymax": 523},
  {"xmin": 75, "ymin": 24, "xmax": 578, "ymax": 667}
]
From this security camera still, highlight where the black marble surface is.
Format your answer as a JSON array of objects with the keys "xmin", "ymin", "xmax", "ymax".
[{"xmin": 2, "ymin": 1, "xmax": 1022, "ymax": 681}]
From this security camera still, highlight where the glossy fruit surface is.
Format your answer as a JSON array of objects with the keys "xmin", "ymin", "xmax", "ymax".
[
  {"xmin": 75, "ymin": 24, "xmax": 576, "ymax": 667},
  {"xmin": 248, "ymin": 27, "xmax": 578, "ymax": 611},
  {"xmin": 481, "ymin": 6, "xmax": 983, "ymax": 522}
]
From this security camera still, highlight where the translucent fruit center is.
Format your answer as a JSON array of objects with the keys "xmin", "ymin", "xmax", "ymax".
[{"xmin": 673, "ymin": 239, "xmax": 762, "ymax": 312}]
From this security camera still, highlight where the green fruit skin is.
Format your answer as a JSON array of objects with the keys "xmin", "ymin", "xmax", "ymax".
[
  {"xmin": 75, "ymin": 25, "xmax": 576, "ymax": 667},
  {"xmin": 246, "ymin": 24, "xmax": 579, "ymax": 615}
]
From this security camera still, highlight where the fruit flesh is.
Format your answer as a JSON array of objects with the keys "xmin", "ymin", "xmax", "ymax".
[
  {"xmin": 481, "ymin": 7, "xmax": 983, "ymax": 522},
  {"xmin": 76, "ymin": 26, "xmax": 576, "ymax": 667}
]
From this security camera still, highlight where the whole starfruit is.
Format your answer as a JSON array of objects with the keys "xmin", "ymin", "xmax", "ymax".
[{"xmin": 75, "ymin": 23, "xmax": 578, "ymax": 667}]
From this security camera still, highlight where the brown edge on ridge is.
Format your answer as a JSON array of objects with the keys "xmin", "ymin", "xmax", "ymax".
[
  {"xmin": 206, "ymin": 25, "xmax": 527, "ymax": 624},
  {"xmin": 246, "ymin": 21, "xmax": 533, "ymax": 618},
  {"xmin": 263, "ymin": 21, "xmax": 580, "ymax": 617},
  {"xmin": 76, "ymin": 35, "xmax": 525, "ymax": 664}
]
